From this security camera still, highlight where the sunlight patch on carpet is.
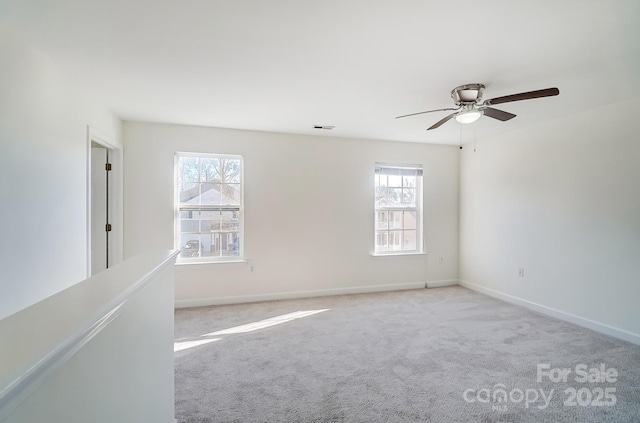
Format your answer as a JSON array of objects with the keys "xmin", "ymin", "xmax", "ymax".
[
  {"xmin": 201, "ymin": 309, "xmax": 331, "ymax": 337},
  {"xmin": 174, "ymin": 338, "xmax": 221, "ymax": 352}
]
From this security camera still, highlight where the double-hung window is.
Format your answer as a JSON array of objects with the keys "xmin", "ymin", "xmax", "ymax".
[
  {"xmin": 175, "ymin": 153, "xmax": 243, "ymax": 262},
  {"xmin": 374, "ymin": 163, "xmax": 423, "ymax": 254}
]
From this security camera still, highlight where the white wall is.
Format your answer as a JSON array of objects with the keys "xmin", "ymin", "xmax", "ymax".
[
  {"xmin": 123, "ymin": 122, "xmax": 459, "ymax": 304},
  {"xmin": 460, "ymin": 98, "xmax": 640, "ymax": 338},
  {"xmin": 0, "ymin": 25, "xmax": 122, "ymax": 319}
]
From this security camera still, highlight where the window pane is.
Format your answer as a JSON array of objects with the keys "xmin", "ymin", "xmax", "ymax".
[
  {"xmin": 180, "ymin": 182, "xmax": 199, "ymax": 205},
  {"xmin": 376, "ymin": 231, "xmax": 388, "ymax": 251},
  {"xmin": 225, "ymin": 159, "xmax": 242, "ymax": 184},
  {"xmin": 221, "ymin": 210, "xmax": 240, "ymax": 231},
  {"xmin": 403, "ymin": 230, "xmax": 417, "ymax": 250},
  {"xmin": 403, "ymin": 211, "xmax": 417, "ymax": 230},
  {"xmin": 389, "ymin": 231, "xmax": 402, "ymax": 250},
  {"xmin": 388, "ymin": 174, "xmax": 402, "ymax": 187},
  {"xmin": 199, "ymin": 183, "xmax": 220, "ymax": 205},
  {"xmin": 201, "ymin": 157, "xmax": 220, "ymax": 182},
  {"xmin": 403, "ymin": 176, "xmax": 416, "ymax": 188},
  {"xmin": 402, "ymin": 188, "xmax": 415, "ymax": 206},
  {"xmin": 180, "ymin": 210, "xmax": 199, "ymax": 233},
  {"xmin": 388, "ymin": 188, "xmax": 402, "ymax": 206},
  {"xmin": 221, "ymin": 232, "xmax": 240, "ymax": 256},
  {"xmin": 220, "ymin": 183, "xmax": 241, "ymax": 205},
  {"xmin": 200, "ymin": 210, "xmax": 220, "ymax": 231},
  {"xmin": 375, "ymin": 211, "xmax": 388, "ymax": 230},
  {"xmin": 179, "ymin": 157, "xmax": 199, "ymax": 183},
  {"xmin": 375, "ymin": 187, "xmax": 389, "ymax": 207},
  {"xmin": 232, "ymin": 233, "xmax": 240, "ymax": 255},
  {"xmin": 221, "ymin": 159, "xmax": 241, "ymax": 183},
  {"xmin": 200, "ymin": 233, "xmax": 216, "ymax": 257},
  {"xmin": 179, "ymin": 234, "xmax": 201, "ymax": 258},
  {"xmin": 388, "ymin": 211, "xmax": 403, "ymax": 229}
]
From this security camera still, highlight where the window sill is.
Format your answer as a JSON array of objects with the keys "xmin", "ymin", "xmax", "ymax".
[
  {"xmin": 372, "ymin": 252, "xmax": 426, "ymax": 257},
  {"xmin": 175, "ymin": 259, "xmax": 247, "ymax": 266}
]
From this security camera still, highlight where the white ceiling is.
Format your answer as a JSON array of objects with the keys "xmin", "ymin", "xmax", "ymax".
[{"xmin": 1, "ymin": 0, "xmax": 639, "ymax": 144}]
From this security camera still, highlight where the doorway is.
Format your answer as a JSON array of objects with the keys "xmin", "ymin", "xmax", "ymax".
[
  {"xmin": 87, "ymin": 126, "xmax": 121, "ymax": 277},
  {"xmin": 91, "ymin": 142, "xmax": 110, "ymax": 274}
]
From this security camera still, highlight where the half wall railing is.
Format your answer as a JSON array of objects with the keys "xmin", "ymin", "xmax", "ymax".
[{"xmin": 0, "ymin": 250, "xmax": 178, "ymax": 423}]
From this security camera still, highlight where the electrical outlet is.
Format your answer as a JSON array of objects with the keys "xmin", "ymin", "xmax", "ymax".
[
  {"xmin": 439, "ymin": 256, "xmax": 444, "ymax": 263},
  {"xmin": 518, "ymin": 268, "xmax": 525, "ymax": 277}
]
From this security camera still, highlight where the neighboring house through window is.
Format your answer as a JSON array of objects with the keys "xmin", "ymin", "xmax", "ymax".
[
  {"xmin": 374, "ymin": 163, "xmax": 423, "ymax": 254},
  {"xmin": 175, "ymin": 153, "xmax": 243, "ymax": 262}
]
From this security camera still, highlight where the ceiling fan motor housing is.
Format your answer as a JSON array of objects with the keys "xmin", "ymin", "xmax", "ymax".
[{"xmin": 451, "ymin": 83, "xmax": 485, "ymax": 105}]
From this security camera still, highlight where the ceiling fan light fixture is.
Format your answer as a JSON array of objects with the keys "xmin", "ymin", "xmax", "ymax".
[{"xmin": 455, "ymin": 109, "xmax": 483, "ymax": 124}]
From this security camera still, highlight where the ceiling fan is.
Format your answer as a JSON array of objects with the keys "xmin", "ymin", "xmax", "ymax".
[{"xmin": 396, "ymin": 83, "xmax": 559, "ymax": 130}]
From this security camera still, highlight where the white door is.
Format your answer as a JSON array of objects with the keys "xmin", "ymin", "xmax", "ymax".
[{"xmin": 91, "ymin": 144, "xmax": 109, "ymax": 274}]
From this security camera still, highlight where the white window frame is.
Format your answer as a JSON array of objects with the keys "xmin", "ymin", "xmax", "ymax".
[
  {"xmin": 174, "ymin": 152, "xmax": 244, "ymax": 264},
  {"xmin": 374, "ymin": 163, "xmax": 424, "ymax": 256}
]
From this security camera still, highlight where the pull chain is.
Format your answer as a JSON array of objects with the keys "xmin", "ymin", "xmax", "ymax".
[{"xmin": 473, "ymin": 125, "xmax": 477, "ymax": 152}]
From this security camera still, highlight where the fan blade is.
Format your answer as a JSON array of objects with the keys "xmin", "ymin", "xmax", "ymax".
[
  {"xmin": 483, "ymin": 107, "xmax": 516, "ymax": 121},
  {"xmin": 396, "ymin": 107, "xmax": 459, "ymax": 119},
  {"xmin": 427, "ymin": 112, "xmax": 457, "ymax": 130},
  {"xmin": 484, "ymin": 87, "xmax": 559, "ymax": 106}
]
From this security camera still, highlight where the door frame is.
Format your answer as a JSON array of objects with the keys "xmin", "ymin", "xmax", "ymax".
[{"xmin": 86, "ymin": 125, "xmax": 123, "ymax": 277}]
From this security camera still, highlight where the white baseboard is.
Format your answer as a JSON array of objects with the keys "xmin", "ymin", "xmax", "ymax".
[
  {"xmin": 175, "ymin": 281, "xmax": 426, "ymax": 309},
  {"xmin": 458, "ymin": 279, "xmax": 640, "ymax": 345},
  {"xmin": 426, "ymin": 279, "xmax": 459, "ymax": 288}
]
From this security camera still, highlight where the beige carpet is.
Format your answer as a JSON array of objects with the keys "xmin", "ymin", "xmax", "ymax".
[{"xmin": 174, "ymin": 286, "xmax": 640, "ymax": 422}]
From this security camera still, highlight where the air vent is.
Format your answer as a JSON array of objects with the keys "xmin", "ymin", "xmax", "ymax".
[{"xmin": 313, "ymin": 125, "xmax": 335, "ymax": 130}]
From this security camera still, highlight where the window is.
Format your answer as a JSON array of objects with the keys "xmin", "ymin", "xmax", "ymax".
[
  {"xmin": 374, "ymin": 163, "xmax": 423, "ymax": 254},
  {"xmin": 175, "ymin": 153, "xmax": 243, "ymax": 262}
]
